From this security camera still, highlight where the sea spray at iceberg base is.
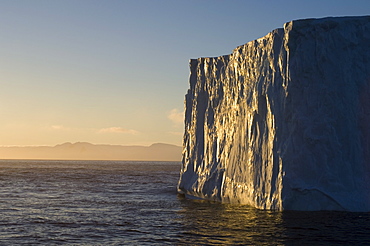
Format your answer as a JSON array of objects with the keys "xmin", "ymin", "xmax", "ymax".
[{"xmin": 177, "ymin": 16, "xmax": 370, "ymax": 211}]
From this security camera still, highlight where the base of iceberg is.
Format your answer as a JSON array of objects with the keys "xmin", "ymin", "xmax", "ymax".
[{"xmin": 178, "ymin": 16, "xmax": 370, "ymax": 211}]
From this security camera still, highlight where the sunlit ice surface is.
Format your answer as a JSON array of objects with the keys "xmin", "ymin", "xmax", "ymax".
[{"xmin": 178, "ymin": 16, "xmax": 370, "ymax": 211}]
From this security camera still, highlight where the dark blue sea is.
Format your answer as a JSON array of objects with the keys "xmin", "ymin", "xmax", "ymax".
[{"xmin": 0, "ymin": 160, "xmax": 369, "ymax": 245}]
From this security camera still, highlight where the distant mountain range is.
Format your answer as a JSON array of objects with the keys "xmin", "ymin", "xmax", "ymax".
[{"xmin": 0, "ymin": 142, "xmax": 182, "ymax": 161}]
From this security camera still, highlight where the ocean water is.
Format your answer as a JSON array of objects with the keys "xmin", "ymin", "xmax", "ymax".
[{"xmin": 0, "ymin": 160, "xmax": 369, "ymax": 245}]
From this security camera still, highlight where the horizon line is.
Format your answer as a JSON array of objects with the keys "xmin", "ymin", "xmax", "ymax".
[{"xmin": 0, "ymin": 141, "xmax": 182, "ymax": 148}]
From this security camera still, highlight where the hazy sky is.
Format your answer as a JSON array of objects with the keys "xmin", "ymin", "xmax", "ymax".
[{"xmin": 1, "ymin": 0, "xmax": 369, "ymax": 147}]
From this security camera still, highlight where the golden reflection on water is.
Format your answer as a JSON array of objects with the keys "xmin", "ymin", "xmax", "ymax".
[
  {"xmin": 176, "ymin": 198, "xmax": 285, "ymax": 245},
  {"xmin": 176, "ymin": 197, "xmax": 370, "ymax": 245}
]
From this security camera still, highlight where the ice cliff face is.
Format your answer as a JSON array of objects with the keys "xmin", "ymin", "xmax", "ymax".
[{"xmin": 177, "ymin": 16, "xmax": 370, "ymax": 211}]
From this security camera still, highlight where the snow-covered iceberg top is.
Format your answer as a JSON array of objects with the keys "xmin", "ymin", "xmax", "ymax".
[{"xmin": 178, "ymin": 16, "xmax": 370, "ymax": 211}]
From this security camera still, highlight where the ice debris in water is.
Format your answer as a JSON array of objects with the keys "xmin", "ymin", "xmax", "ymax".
[{"xmin": 178, "ymin": 16, "xmax": 370, "ymax": 211}]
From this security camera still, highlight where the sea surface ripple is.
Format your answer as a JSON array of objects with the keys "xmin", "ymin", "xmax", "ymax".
[{"xmin": 0, "ymin": 160, "xmax": 369, "ymax": 245}]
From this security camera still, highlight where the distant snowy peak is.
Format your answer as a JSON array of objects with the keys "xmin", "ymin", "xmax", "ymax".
[
  {"xmin": 0, "ymin": 142, "xmax": 182, "ymax": 161},
  {"xmin": 178, "ymin": 16, "xmax": 370, "ymax": 211}
]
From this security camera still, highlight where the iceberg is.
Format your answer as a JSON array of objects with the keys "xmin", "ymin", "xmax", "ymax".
[{"xmin": 177, "ymin": 16, "xmax": 370, "ymax": 211}]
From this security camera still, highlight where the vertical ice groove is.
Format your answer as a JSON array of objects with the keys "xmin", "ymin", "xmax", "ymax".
[{"xmin": 178, "ymin": 16, "xmax": 370, "ymax": 211}]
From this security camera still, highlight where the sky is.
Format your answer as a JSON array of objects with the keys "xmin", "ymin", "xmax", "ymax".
[{"xmin": 1, "ymin": 0, "xmax": 369, "ymax": 147}]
